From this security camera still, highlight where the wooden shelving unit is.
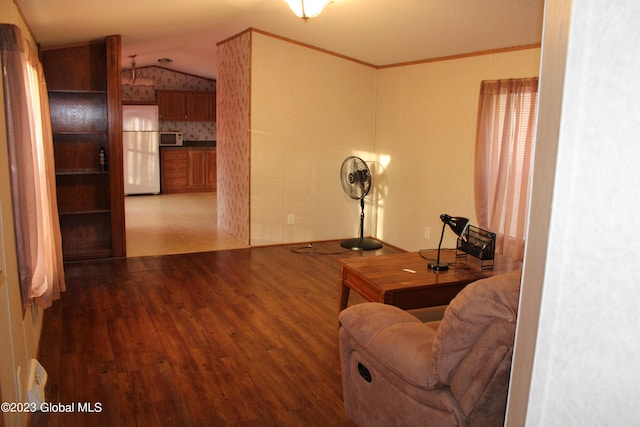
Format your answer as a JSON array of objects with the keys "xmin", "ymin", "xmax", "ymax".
[{"xmin": 42, "ymin": 36, "xmax": 125, "ymax": 261}]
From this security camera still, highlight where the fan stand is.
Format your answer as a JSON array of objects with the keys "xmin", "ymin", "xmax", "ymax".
[{"xmin": 341, "ymin": 198, "xmax": 383, "ymax": 251}]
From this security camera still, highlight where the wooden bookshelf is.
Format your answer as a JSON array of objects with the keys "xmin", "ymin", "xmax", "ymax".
[{"xmin": 42, "ymin": 36, "xmax": 125, "ymax": 261}]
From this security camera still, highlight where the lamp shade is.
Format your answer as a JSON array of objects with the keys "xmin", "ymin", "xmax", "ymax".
[
  {"xmin": 441, "ymin": 214, "xmax": 469, "ymax": 237},
  {"xmin": 284, "ymin": 0, "xmax": 332, "ymax": 19}
]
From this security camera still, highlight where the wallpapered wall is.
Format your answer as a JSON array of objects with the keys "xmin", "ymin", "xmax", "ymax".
[
  {"xmin": 122, "ymin": 66, "xmax": 217, "ymax": 141},
  {"xmin": 216, "ymin": 31, "xmax": 252, "ymax": 244}
]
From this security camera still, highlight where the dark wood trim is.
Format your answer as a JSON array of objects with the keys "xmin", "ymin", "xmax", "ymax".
[
  {"xmin": 40, "ymin": 38, "xmax": 115, "ymax": 52},
  {"xmin": 121, "ymin": 100, "xmax": 158, "ymax": 105},
  {"xmin": 106, "ymin": 35, "xmax": 126, "ymax": 258}
]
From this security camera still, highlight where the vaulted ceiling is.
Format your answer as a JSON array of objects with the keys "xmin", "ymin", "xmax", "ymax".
[{"xmin": 16, "ymin": 0, "xmax": 544, "ymax": 80}]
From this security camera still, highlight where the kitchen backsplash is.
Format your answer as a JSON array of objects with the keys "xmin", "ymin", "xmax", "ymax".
[
  {"xmin": 122, "ymin": 66, "xmax": 216, "ymax": 141},
  {"xmin": 159, "ymin": 120, "xmax": 215, "ymax": 142}
]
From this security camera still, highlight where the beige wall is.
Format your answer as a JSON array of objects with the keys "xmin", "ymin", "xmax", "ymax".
[
  {"xmin": 374, "ymin": 48, "xmax": 541, "ymax": 251},
  {"xmin": 247, "ymin": 33, "xmax": 539, "ymax": 249},
  {"xmin": 250, "ymin": 32, "xmax": 377, "ymax": 246},
  {"xmin": 0, "ymin": 1, "xmax": 45, "ymax": 426}
]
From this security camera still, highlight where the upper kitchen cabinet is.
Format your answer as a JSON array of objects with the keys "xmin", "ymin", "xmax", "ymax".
[
  {"xmin": 157, "ymin": 90, "xmax": 216, "ymax": 122},
  {"xmin": 186, "ymin": 92, "xmax": 215, "ymax": 121},
  {"xmin": 42, "ymin": 35, "xmax": 125, "ymax": 261},
  {"xmin": 156, "ymin": 90, "xmax": 184, "ymax": 119}
]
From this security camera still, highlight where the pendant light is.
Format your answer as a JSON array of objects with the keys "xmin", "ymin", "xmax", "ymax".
[
  {"xmin": 284, "ymin": 0, "xmax": 332, "ymax": 20},
  {"xmin": 122, "ymin": 55, "xmax": 153, "ymax": 87}
]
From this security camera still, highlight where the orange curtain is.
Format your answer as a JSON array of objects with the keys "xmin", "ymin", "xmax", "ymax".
[
  {"xmin": 475, "ymin": 78, "xmax": 538, "ymax": 262},
  {"xmin": 1, "ymin": 24, "xmax": 65, "ymax": 309}
]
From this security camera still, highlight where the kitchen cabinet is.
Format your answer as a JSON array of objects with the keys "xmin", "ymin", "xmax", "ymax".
[
  {"xmin": 162, "ymin": 148, "xmax": 216, "ymax": 193},
  {"xmin": 206, "ymin": 150, "xmax": 217, "ymax": 188},
  {"xmin": 188, "ymin": 150, "xmax": 207, "ymax": 187},
  {"xmin": 161, "ymin": 149, "xmax": 188, "ymax": 192},
  {"xmin": 186, "ymin": 92, "xmax": 214, "ymax": 121},
  {"xmin": 156, "ymin": 91, "xmax": 185, "ymax": 121},
  {"xmin": 42, "ymin": 36, "xmax": 125, "ymax": 261},
  {"xmin": 157, "ymin": 90, "xmax": 216, "ymax": 121}
]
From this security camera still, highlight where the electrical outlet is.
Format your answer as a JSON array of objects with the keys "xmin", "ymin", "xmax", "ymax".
[
  {"xmin": 27, "ymin": 359, "xmax": 47, "ymax": 405},
  {"xmin": 424, "ymin": 226, "xmax": 431, "ymax": 239},
  {"xmin": 287, "ymin": 214, "xmax": 295, "ymax": 225}
]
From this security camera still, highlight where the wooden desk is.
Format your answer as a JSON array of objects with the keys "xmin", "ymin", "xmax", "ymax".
[{"xmin": 338, "ymin": 249, "xmax": 520, "ymax": 311}]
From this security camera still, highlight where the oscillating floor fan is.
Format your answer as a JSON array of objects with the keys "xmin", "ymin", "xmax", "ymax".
[{"xmin": 340, "ymin": 156, "xmax": 383, "ymax": 250}]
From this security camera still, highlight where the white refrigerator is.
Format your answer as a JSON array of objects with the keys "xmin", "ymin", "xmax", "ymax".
[{"xmin": 123, "ymin": 105, "xmax": 160, "ymax": 195}]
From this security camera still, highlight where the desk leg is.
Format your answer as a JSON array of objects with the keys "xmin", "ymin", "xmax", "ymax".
[
  {"xmin": 339, "ymin": 284, "xmax": 350, "ymax": 312},
  {"xmin": 338, "ymin": 266, "xmax": 350, "ymax": 312}
]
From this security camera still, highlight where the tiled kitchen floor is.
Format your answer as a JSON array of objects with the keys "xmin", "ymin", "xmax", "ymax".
[{"xmin": 125, "ymin": 192, "xmax": 247, "ymax": 257}]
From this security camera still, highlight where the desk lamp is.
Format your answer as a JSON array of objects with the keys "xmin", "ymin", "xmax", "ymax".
[{"xmin": 428, "ymin": 214, "xmax": 469, "ymax": 271}]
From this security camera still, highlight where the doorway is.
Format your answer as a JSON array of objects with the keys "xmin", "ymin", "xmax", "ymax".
[{"xmin": 125, "ymin": 192, "xmax": 246, "ymax": 257}]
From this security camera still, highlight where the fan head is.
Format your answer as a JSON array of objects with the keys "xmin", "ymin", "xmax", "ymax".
[{"xmin": 340, "ymin": 156, "xmax": 372, "ymax": 199}]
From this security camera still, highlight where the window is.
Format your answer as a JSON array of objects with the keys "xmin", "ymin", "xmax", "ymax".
[
  {"xmin": 1, "ymin": 24, "xmax": 65, "ymax": 308},
  {"xmin": 474, "ymin": 78, "xmax": 539, "ymax": 261}
]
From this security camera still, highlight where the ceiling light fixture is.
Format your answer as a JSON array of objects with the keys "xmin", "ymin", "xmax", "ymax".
[
  {"xmin": 284, "ymin": 0, "xmax": 332, "ymax": 20},
  {"xmin": 122, "ymin": 54, "xmax": 153, "ymax": 87}
]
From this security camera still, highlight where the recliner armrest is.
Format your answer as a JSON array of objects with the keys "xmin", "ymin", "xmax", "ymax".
[{"xmin": 339, "ymin": 302, "xmax": 440, "ymax": 389}]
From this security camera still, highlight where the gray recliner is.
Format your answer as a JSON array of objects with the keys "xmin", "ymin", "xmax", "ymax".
[{"xmin": 338, "ymin": 270, "xmax": 522, "ymax": 426}]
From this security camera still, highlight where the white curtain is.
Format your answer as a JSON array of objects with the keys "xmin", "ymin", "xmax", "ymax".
[
  {"xmin": 474, "ymin": 78, "xmax": 538, "ymax": 262},
  {"xmin": 1, "ymin": 24, "xmax": 65, "ymax": 309}
]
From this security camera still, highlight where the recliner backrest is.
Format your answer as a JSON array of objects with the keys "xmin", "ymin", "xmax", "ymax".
[{"xmin": 431, "ymin": 269, "xmax": 522, "ymax": 420}]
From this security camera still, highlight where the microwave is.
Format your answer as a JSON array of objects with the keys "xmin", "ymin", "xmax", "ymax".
[{"xmin": 159, "ymin": 131, "xmax": 184, "ymax": 146}]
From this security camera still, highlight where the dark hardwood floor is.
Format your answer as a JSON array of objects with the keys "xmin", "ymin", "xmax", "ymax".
[{"xmin": 30, "ymin": 241, "xmax": 402, "ymax": 427}]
